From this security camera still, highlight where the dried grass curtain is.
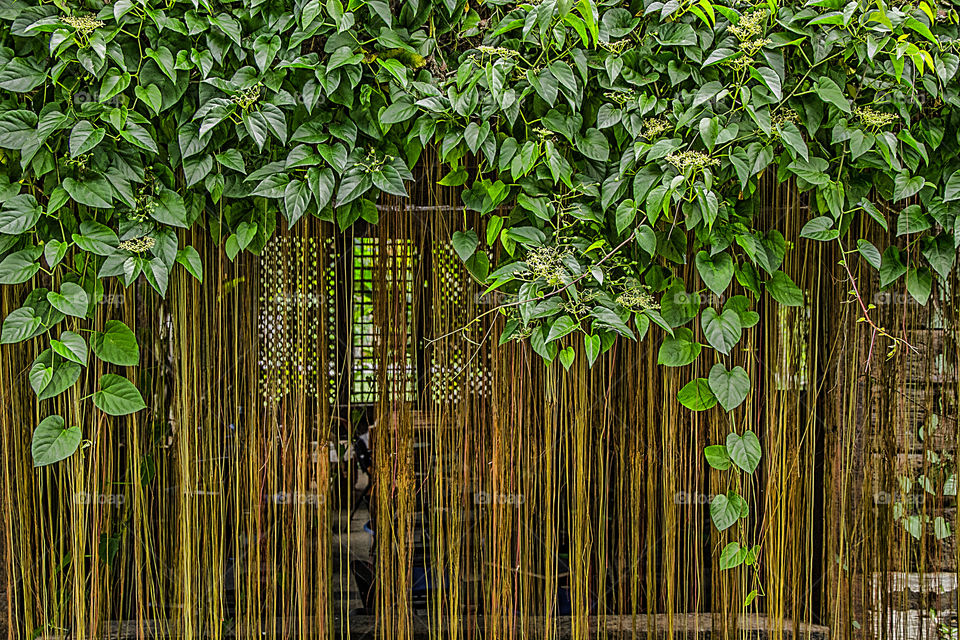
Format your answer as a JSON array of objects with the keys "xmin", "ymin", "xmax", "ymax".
[{"xmin": 0, "ymin": 166, "xmax": 957, "ymax": 640}]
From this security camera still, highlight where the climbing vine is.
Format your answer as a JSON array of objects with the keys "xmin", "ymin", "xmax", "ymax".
[{"xmin": 1, "ymin": 0, "xmax": 960, "ymax": 592}]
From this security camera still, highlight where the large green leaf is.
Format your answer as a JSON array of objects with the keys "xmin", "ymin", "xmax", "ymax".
[
  {"xmin": 726, "ymin": 429, "xmax": 762, "ymax": 474},
  {"xmin": 695, "ymin": 251, "xmax": 734, "ymax": 296},
  {"xmin": 0, "ymin": 246, "xmax": 41, "ymax": 284},
  {"xmin": 677, "ymin": 378, "xmax": 717, "ymax": 411},
  {"xmin": 93, "ymin": 374, "xmax": 146, "ymax": 416},
  {"xmin": 765, "ymin": 271, "xmax": 804, "ymax": 306},
  {"xmin": 0, "ymin": 194, "xmax": 41, "ymax": 234},
  {"xmin": 47, "ymin": 283, "xmax": 89, "ymax": 318},
  {"xmin": 91, "ymin": 320, "xmax": 140, "ymax": 366},
  {"xmin": 51, "ymin": 331, "xmax": 88, "ymax": 366},
  {"xmin": 708, "ymin": 363, "xmax": 750, "ymax": 412},
  {"xmin": 0, "ymin": 307, "xmax": 41, "ymax": 344},
  {"xmin": 657, "ymin": 328, "xmax": 701, "ymax": 367},
  {"xmin": 700, "ymin": 308, "xmax": 742, "ymax": 355},
  {"xmin": 31, "ymin": 416, "xmax": 81, "ymax": 467},
  {"xmin": 710, "ymin": 492, "xmax": 748, "ymax": 531},
  {"xmin": 29, "ymin": 349, "xmax": 81, "ymax": 401},
  {"xmin": 69, "ymin": 121, "xmax": 106, "ymax": 157}
]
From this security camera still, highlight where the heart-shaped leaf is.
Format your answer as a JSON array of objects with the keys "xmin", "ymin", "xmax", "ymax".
[
  {"xmin": 708, "ymin": 363, "xmax": 750, "ymax": 411},
  {"xmin": 47, "ymin": 282, "xmax": 89, "ymax": 318},
  {"xmin": 710, "ymin": 492, "xmax": 748, "ymax": 531},
  {"xmin": 91, "ymin": 320, "xmax": 140, "ymax": 366},
  {"xmin": 93, "ymin": 374, "xmax": 146, "ymax": 416},
  {"xmin": 31, "ymin": 415, "xmax": 81, "ymax": 467},
  {"xmin": 677, "ymin": 378, "xmax": 717, "ymax": 411},
  {"xmin": 51, "ymin": 331, "xmax": 88, "ymax": 366},
  {"xmin": 700, "ymin": 308, "xmax": 742, "ymax": 355},
  {"xmin": 29, "ymin": 349, "xmax": 81, "ymax": 401},
  {"xmin": 452, "ymin": 230, "xmax": 478, "ymax": 262},
  {"xmin": 695, "ymin": 251, "xmax": 734, "ymax": 296},
  {"xmin": 726, "ymin": 429, "xmax": 762, "ymax": 474}
]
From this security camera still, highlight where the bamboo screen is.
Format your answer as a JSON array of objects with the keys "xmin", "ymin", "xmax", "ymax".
[{"xmin": 0, "ymin": 166, "xmax": 957, "ymax": 640}]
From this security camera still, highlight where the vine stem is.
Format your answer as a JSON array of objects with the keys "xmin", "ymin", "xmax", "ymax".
[
  {"xmin": 426, "ymin": 231, "xmax": 637, "ymax": 344},
  {"xmin": 836, "ymin": 240, "xmax": 917, "ymax": 370}
]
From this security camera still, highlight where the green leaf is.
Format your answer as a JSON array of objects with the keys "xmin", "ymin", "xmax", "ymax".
[
  {"xmin": 704, "ymin": 444, "xmax": 731, "ymax": 470},
  {"xmin": 575, "ymin": 128, "xmax": 609, "ymax": 162},
  {"xmin": 559, "ymin": 345, "xmax": 575, "ymax": 371},
  {"xmin": 814, "ymin": 77, "xmax": 851, "ymax": 113},
  {"xmin": 216, "ymin": 149, "xmax": 246, "ymax": 173},
  {"xmin": 0, "ymin": 246, "xmax": 41, "ymax": 284},
  {"xmin": 726, "ymin": 429, "xmax": 762, "ymax": 473},
  {"xmin": 880, "ymin": 247, "xmax": 907, "ymax": 287},
  {"xmin": 695, "ymin": 251, "xmax": 734, "ymax": 296},
  {"xmin": 283, "ymin": 179, "xmax": 312, "ymax": 225},
  {"xmin": 944, "ymin": 170, "xmax": 960, "ymax": 202},
  {"xmin": 799, "ymin": 216, "xmax": 839, "ymax": 241},
  {"xmin": 615, "ymin": 199, "xmax": 637, "ymax": 235},
  {"xmin": 381, "ymin": 101, "xmax": 418, "ymax": 124},
  {"xmin": 91, "ymin": 320, "xmax": 140, "ymax": 366},
  {"xmin": 893, "ymin": 172, "xmax": 924, "ymax": 202},
  {"xmin": 47, "ymin": 282, "xmax": 89, "ymax": 318},
  {"xmin": 0, "ymin": 194, "xmax": 42, "ymax": 235},
  {"xmin": 660, "ymin": 285, "xmax": 700, "ymax": 328},
  {"xmin": 584, "ymin": 333, "xmax": 601, "ymax": 366},
  {"xmin": 922, "ymin": 234, "xmax": 955, "ymax": 279},
  {"xmin": 73, "ymin": 220, "xmax": 119, "ymax": 255},
  {"xmin": 857, "ymin": 239, "xmax": 882, "ymax": 270},
  {"xmin": 173, "ymin": 246, "xmax": 201, "ymax": 284},
  {"xmin": 723, "ymin": 296, "xmax": 759, "ymax": 328},
  {"xmin": 29, "ymin": 349, "xmax": 81, "ymax": 401},
  {"xmin": 69, "ymin": 121, "xmax": 106, "ymax": 157},
  {"xmin": 906, "ymin": 267, "xmax": 932, "ymax": 304},
  {"xmin": 51, "ymin": 331, "xmax": 87, "ymax": 366},
  {"xmin": 99, "ymin": 69, "xmax": 130, "ymax": 102},
  {"xmin": 63, "ymin": 177, "xmax": 113, "ymax": 209},
  {"xmin": 711, "ymin": 492, "xmax": 748, "ymax": 531},
  {"xmin": 93, "ymin": 374, "xmax": 146, "ymax": 416},
  {"xmin": 547, "ymin": 315, "xmax": 577, "ymax": 342},
  {"xmin": 719, "ymin": 542, "xmax": 745, "ymax": 570},
  {"xmin": 896, "ymin": 205, "xmax": 931, "ymax": 235},
  {"xmin": 235, "ymin": 221, "xmax": 257, "ymax": 250},
  {"xmin": 0, "ymin": 307, "xmax": 41, "ymax": 344},
  {"xmin": 150, "ymin": 189, "xmax": 189, "ymax": 227},
  {"xmin": 700, "ymin": 308, "xmax": 742, "ymax": 355},
  {"xmin": 753, "ymin": 67, "xmax": 781, "ymax": 100},
  {"xmin": 657, "ymin": 327, "xmax": 701, "ymax": 367},
  {"xmin": 708, "ymin": 363, "xmax": 750, "ymax": 412},
  {"xmin": 678, "ymin": 378, "xmax": 717, "ymax": 411},
  {"xmin": 765, "ymin": 271, "xmax": 803, "ymax": 306},
  {"xmin": 452, "ymin": 230, "xmax": 479, "ymax": 262},
  {"xmin": 31, "ymin": 416, "xmax": 81, "ymax": 467},
  {"xmin": 135, "ymin": 83, "xmax": 163, "ymax": 115}
]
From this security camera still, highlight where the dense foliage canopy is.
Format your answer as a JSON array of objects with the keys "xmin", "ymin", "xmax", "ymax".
[{"xmin": 1, "ymin": 0, "xmax": 959, "ymax": 575}]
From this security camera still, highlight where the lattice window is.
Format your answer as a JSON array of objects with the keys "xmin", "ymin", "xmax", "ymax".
[
  {"xmin": 349, "ymin": 236, "xmax": 417, "ymax": 404},
  {"xmin": 429, "ymin": 239, "xmax": 492, "ymax": 402},
  {"xmin": 258, "ymin": 236, "xmax": 328, "ymax": 405}
]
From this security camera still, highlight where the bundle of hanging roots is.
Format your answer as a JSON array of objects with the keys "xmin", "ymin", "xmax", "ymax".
[{"xmin": 0, "ymin": 162, "xmax": 957, "ymax": 640}]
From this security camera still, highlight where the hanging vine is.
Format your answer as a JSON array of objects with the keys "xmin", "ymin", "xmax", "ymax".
[{"xmin": 0, "ymin": 0, "xmax": 958, "ymax": 583}]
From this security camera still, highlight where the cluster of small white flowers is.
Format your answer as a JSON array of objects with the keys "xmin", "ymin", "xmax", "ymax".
[
  {"xmin": 119, "ymin": 236, "xmax": 156, "ymax": 253},
  {"xmin": 666, "ymin": 151, "xmax": 719, "ymax": 172}
]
